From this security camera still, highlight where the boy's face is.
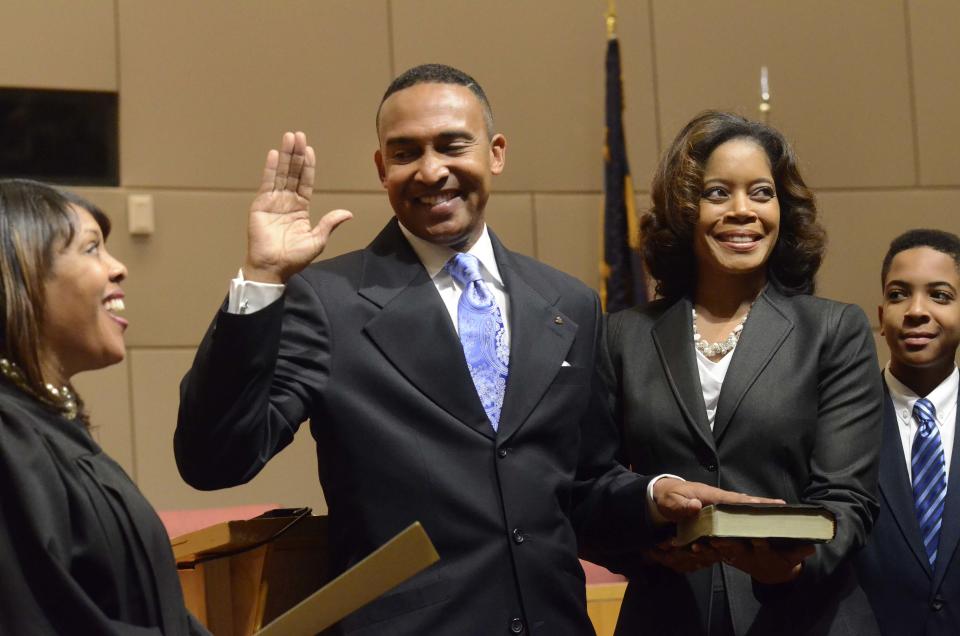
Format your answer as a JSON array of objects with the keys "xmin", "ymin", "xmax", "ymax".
[{"xmin": 880, "ymin": 246, "xmax": 960, "ymax": 381}]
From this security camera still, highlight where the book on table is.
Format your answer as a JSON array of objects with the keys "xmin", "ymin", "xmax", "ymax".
[{"xmin": 676, "ymin": 503, "xmax": 836, "ymax": 546}]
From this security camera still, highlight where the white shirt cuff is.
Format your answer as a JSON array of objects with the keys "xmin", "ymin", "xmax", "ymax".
[
  {"xmin": 227, "ymin": 269, "xmax": 285, "ymax": 314},
  {"xmin": 647, "ymin": 473, "xmax": 686, "ymax": 525}
]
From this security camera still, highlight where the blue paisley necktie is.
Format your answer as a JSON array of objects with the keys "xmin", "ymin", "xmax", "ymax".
[
  {"xmin": 912, "ymin": 398, "xmax": 947, "ymax": 567},
  {"xmin": 445, "ymin": 253, "xmax": 509, "ymax": 432}
]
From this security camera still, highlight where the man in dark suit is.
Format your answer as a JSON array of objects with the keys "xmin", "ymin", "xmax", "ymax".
[
  {"xmin": 174, "ymin": 64, "xmax": 755, "ymax": 635},
  {"xmin": 856, "ymin": 229, "xmax": 960, "ymax": 635}
]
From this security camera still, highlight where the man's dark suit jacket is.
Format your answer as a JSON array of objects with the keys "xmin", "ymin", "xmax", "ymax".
[
  {"xmin": 854, "ymin": 380, "xmax": 960, "ymax": 635},
  {"xmin": 175, "ymin": 219, "xmax": 650, "ymax": 636},
  {"xmin": 595, "ymin": 286, "xmax": 883, "ymax": 636}
]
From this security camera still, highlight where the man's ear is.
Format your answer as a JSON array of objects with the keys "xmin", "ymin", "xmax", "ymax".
[
  {"xmin": 489, "ymin": 134, "xmax": 506, "ymax": 175},
  {"xmin": 374, "ymin": 149, "xmax": 387, "ymax": 186},
  {"xmin": 878, "ymin": 305, "xmax": 885, "ymax": 336}
]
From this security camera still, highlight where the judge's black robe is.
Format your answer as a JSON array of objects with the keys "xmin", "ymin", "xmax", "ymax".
[{"xmin": 0, "ymin": 379, "xmax": 207, "ymax": 635}]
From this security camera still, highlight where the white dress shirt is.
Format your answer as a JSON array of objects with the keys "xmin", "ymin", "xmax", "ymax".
[
  {"xmin": 696, "ymin": 348, "xmax": 735, "ymax": 431},
  {"xmin": 227, "ymin": 222, "xmax": 511, "ymax": 341},
  {"xmin": 884, "ymin": 364, "xmax": 958, "ymax": 483},
  {"xmin": 396, "ymin": 222, "xmax": 511, "ymax": 338}
]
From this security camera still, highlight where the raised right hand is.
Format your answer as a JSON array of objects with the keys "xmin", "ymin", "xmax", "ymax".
[{"xmin": 244, "ymin": 131, "xmax": 353, "ymax": 283}]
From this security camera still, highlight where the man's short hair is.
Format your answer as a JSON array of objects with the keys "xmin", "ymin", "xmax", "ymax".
[
  {"xmin": 881, "ymin": 228, "xmax": 960, "ymax": 285},
  {"xmin": 376, "ymin": 63, "xmax": 494, "ymax": 138}
]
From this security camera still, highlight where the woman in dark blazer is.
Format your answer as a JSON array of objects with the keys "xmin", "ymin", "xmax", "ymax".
[
  {"xmin": 0, "ymin": 179, "xmax": 208, "ymax": 634},
  {"xmin": 600, "ymin": 112, "xmax": 884, "ymax": 635}
]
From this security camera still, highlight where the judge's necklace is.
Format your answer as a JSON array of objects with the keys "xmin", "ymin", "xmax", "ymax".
[
  {"xmin": 692, "ymin": 306, "xmax": 750, "ymax": 358},
  {"xmin": 0, "ymin": 358, "xmax": 78, "ymax": 420}
]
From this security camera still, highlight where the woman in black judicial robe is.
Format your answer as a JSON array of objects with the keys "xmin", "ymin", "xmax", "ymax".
[{"xmin": 0, "ymin": 179, "xmax": 208, "ymax": 635}]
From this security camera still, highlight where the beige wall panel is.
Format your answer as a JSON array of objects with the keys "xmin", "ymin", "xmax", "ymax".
[
  {"xmin": 83, "ymin": 189, "xmax": 247, "ymax": 348},
  {"xmin": 653, "ymin": 1, "xmax": 915, "ymax": 189},
  {"xmin": 73, "ymin": 190, "xmax": 393, "ymax": 348},
  {"xmin": 74, "ymin": 358, "xmax": 135, "ymax": 477},
  {"xmin": 118, "ymin": 1, "xmax": 390, "ymax": 190},
  {"xmin": 908, "ymin": 0, "xmax": 960, "ymax": 186},
  {"xmin": 130, "ymin": 350, "xmax": 326, "ymax": 513},
  {"xmin": 816, "ymin": 189, "xmax": 960, "ymax": 327},
  {"xmin": 0, "ymin": 0, "xmax": 116, "ymax": 90},
  {"xmin": 390, "ymin": 0, "xmax": 658, "ymax": 192},
  {"xmin": 486, "ymin": 194, "xmax": 535, "ymax": 257},
  {"xmin": 535, "ymin": 193, "xmax": 603, "ymax": 290},
  {"xmin": 313, "ymin": 194, "xmax": 397, "ymax": 259}
]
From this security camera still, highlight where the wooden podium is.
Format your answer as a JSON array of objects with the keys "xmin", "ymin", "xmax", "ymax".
[
  {"xmin": 173, "ymin": 514, "xmax": 330, "ymax": 635},
  {"xmin": 172, "ymin": 515, "xmax": 439, "ymax": 636}
]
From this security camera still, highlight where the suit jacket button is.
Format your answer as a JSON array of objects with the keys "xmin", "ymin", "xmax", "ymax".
[
  {"xmin": 512, "ymin": 528, "xmax": 525, "ymax": 544},
  {"xmin": 498, "ymin": 448, "xmax": 508, "ymax": 458},
  {"xmin": 554, "ymin": 316, "xmax": 564, "ymax": 325},
  {"xmin": 510, "ymin": 617, "xmax": 525, "ymax": 633},
  {"xmin": 931, "ymin": 595, "xmax": 945, "ymax": 611},
  {"xmin": 706, "ymin": 462, "xmax": 718, "ymax": 472}
]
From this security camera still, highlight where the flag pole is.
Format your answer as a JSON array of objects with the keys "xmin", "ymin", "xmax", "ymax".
[{"xmin": 606, "ymin": 0, "xmax": 617, "ymax": 40}]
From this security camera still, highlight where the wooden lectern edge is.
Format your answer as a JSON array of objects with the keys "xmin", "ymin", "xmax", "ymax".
[
  {"xmin": 255, "ymin": 521, "xmax": 439, "ymax": 636},
  {"xmin": 172, "ymin": 516, "xmax": 325, "ymax": 562}
]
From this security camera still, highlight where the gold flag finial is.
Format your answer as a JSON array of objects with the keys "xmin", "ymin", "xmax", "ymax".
[
  {"xmin": 758, "ymin": 65, "xmax": 771, "ymax": 123},
  {"xmin": 606, "ymin": 0, "xmax": 617, "ymax": 40}
]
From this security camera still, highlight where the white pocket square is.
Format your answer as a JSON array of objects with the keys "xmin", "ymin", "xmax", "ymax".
[{"xmin": 561, "ymin": 360, "xmax": 571, "ymax": 367}]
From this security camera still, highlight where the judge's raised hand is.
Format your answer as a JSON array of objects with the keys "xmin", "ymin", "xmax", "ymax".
[
  {"xmin": 243, "ymin": 131, "xmax": 353, "ymax": 284},
  {"xmin": 652, "ymin": 478, "xmax": 785, "ymax": 523}
]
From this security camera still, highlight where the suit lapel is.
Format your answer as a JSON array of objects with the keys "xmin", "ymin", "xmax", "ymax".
[
  {"xmin": 933, "ymin": 391, "xmax": 960, "ymax": 588},
  {"xmin": 877, "ymin": 383, "xmax": 932, "ymax": 577},
  {"xmin": 493, "ymin": 236, "xmax": 576, "ymax": 442},
  {"xmin": 651, "ymin": 298, "xmax": 714, "ymax": 451},
  {"xmin": 712, "ymin": 288, "xmax": 793, "ymax": 442},
  {"xmin": 360, "ymin": 221, "xmax": 494, "ymax": 439}
]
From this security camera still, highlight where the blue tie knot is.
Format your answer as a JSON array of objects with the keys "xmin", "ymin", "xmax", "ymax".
[
  {"xmin": 914, "ymin": 398, "xmax": 937, "ymax": 437},
  {"xmin": 446, "ymin": 253, "xmax": 483, "ymax": 287}
]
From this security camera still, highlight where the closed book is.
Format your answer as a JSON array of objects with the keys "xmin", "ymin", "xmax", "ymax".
[{"xmin": 676, "ymin": 503, "xmax": 836, "ymax": 545}]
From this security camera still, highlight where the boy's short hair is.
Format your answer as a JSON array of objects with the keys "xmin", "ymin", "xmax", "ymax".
[{"xmin": 881, "ymin": 229, "xmax": 960, "ymax": 286}]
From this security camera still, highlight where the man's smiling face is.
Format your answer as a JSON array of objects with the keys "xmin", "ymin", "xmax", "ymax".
[{"xmin": 375, "ymin": 82, "xmax": 505, "ymax": 251}]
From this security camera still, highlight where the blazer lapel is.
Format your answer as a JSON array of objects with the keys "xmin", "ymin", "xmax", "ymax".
[
  {"xmin": 713, "ymin": 288, "xmax": 793, "ymax": 442},
  {"xmin": 493, "ymin": 236, "xmax": 576, "ymax": 442},
  {"xmin": 877, "ymin": 383, "xmax": 932, "ymax": 577},
  {"xmin": 933, "ymin": 391, "xmax": 960, "ymax": 588},
  {"xmin": 360, "ymin": 221, "xmax": 494, "ymax": 439},
  {"xmin": 651, "ymin": 298, "xmax": 714, "ymax": 451}
]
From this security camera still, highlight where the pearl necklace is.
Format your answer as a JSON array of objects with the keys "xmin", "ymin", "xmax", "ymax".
[
  {"xmin": 0, "ymin": 358, "xmax": 78, "ymax": 420},
  {"xmin": 692, "ymin": 307, "xmax": 749, "ymax": 358}
]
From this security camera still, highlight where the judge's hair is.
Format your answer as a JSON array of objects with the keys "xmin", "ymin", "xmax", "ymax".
[
  {"xmin": 641, "ymin": 110, "xmax": 825, "ymax": 301},
  {"xmin": 376, "ymin": 63, "xmax": 495, "ymax": 138},
  {"xmin": 881, "ymin": 229, "xmax": 960, "ymax": 285},
  {"xmin": 0, "ymin": 179, "xmax": 109, "ymax": 414}
]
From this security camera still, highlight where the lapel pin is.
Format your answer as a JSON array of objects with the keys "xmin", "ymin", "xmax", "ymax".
[{"xmin": 554, "ymin": 316, "xmax": 564, "ymax": 325}]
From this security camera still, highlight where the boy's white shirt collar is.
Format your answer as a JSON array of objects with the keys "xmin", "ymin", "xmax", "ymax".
[{"xmin": 885, "ymin": 363, "xmax": 959, "ymax": 422}]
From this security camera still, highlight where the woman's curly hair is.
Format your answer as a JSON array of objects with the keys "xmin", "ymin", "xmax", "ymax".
[{"xmin": 641, "ymin": 110, "xmax": 825, "ymax": 301}]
